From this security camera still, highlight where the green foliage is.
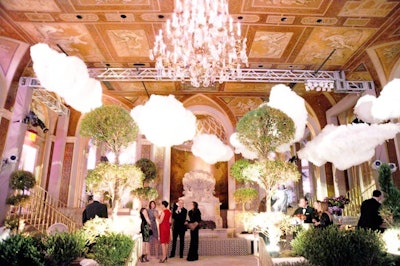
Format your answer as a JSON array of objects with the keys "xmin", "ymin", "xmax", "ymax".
[
  {"xmin": 4, "ymin": 217, "xmax": 20, "ymax": 231},
  {"xmin": 0, "ymin": 234, "xmax": 45, "ymax": 266},
  {"xmin": 243, "ymin": 160, "xmax": 300, "ymax": 192},
  {"xmin": 233, "ymin": 188, "xmax": 258, "ymax": 210},
  {"xmin": 236, "ymin": 105, "xmax": 295, "ymax": 159},
  {"xmin": 135, "ymin": 158, "xmax": 157, "ymax": 183},
  {"xmin": 230, "ymin": 159, "xmax": 252, "ymax": 183},
  {"xmin": 131, "ymin": 187, "xmax": 159, "ymax": 201},
  {"xmin": 43, "ymin": 232, "xmax": 86, "ymax": 266},
  {"xmin": 86, "ymin": 162, "xmax": 144, "ymax": 204},
  {"xmin": 9, "ymin": 170, "xmax": 36, "ymax": 190},
  {"xmin": 79, "ymin": 105, "xmax": 138, "ymax": 156},
  {"xmin": 291, "ymin": 226, "xmax": 388, "ymax": 266},
  {"xmin": 379, "ymin": 163, "xmax": 400, "ymax": 226},
  {"xmin": 91, "ymin": 233, "xmax": 134, "ymax": 266},
  {"xmin": 6, "ymin": 194, "xmax": 30, "ymax": 206}
]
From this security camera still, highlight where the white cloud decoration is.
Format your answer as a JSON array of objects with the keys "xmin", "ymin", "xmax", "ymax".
[
  {"xmin": 191, "ymin": 134, "xmax": 234, "ymax": 164},
  {"xmin": 354, "ymin": 78, "xmax": 400, "ymax": 123},
  {"xmin": 30, "ymin": 43, "xmax": 102, "ymax": 113},
  {"xmin": 130, "ymin": 94, "xmax": 197, "ymax": 147},
  {"xmin": 298, "ymin": 123, "xmax": 400, "ymax": 170}
]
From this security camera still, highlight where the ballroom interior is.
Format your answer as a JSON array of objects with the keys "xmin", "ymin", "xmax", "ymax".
[{"xmin": 0, "ymin": 0, "xmax": 400, "ymax": 233}]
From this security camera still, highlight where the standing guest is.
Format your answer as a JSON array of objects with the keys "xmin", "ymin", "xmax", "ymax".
[
  {"xmin": 139, "ymin": 207, "xmax": 152, "ymax": 262},
  {"xmin": 158, "ymin": 200, "xmax": 171, "ymax": 263},
  {"xmin": 293, "ymin": 197, "xmax": 316, "ymax": 224},
  {"xmin": 313, "ymin": 201, "xmax": 333, "ymax": 228},
  {"xmin": 358, "ymin": 190, "xmax": 384, "ymax": 232},
  {"xmin": 186, "ymin": 201, "xmax": 202, "ymax": 262},
  {"xmin": 82, "ymin": 194, "xmax": 108, "ymax": 225},
  {"xmin": 147, "ymin": 200, "xmax": 160, "ymax": 259},
  {"xmin": 170, "ymin": 199, "xmax": 188, "ymax": 258}
]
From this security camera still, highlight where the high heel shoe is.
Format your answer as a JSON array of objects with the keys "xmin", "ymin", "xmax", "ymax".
[
  {"xmin": 140, "ymin": 255, "xmax": 146, "ymax": 262},
  {"xmin": 144, "ymin": 254, "xmax": 149, "ymax": 262},
  {"xmin": 159, "ymin": 257, "xmax": 167, "ymax": 263}
]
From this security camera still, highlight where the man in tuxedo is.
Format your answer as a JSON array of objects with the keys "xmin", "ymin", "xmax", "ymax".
[
  {"xmin": 357, "ymin": 190, "xmax": 384, "ymax": 232},
  {"xmin": 82, "ymin": 194, "xmax": 108, "ymax": 225},
  {"xmin": 170, "ymin": 199, "xmax": 188, "ymax": 258},
  {"xmin": 293, "ymin": 197, "xmax": 316, "ymax": 223}
]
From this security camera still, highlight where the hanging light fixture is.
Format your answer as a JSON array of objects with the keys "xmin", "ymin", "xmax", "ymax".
[
  {"xmin": 149, "ymin": 0, "xmax": 248, "ymax": 87},
  {"xmin": 304, "ymin": 79, "xmax": 335, "ymax": 92}
]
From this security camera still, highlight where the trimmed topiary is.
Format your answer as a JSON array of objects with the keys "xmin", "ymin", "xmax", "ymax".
[
  {"xmin": 291, "ymin": 226, "xmax": 389, "ymax": 266},
  {"xmin": 0, "ymin": 234, "xmax": 45, "ymax": 266},
  {"xmin": 91, "ymin": 233, "xmax": 134, "ymax": 266},
  {"xmin": 43, "ymin": 232, "xmax": 86, "ymax": 266}
]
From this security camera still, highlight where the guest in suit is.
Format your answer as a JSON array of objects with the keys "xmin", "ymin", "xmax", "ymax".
[
  {"xmin": 293, "ymin": 197, "xmax": 316, "ymax": 224},
  {"xmin": 358, "ymin": 190, "xmax": 384, "ymax": 232},
  {"xmin": 186, "ymin": 201, "xmax": 201, "ymax": 261},
  {"xmin": 170, "ymin": 199, "xmax": 188, "ymax": 258},
  {"xmin": 82, "ymin": 194, "xmax": 108, "ymax": 225}
]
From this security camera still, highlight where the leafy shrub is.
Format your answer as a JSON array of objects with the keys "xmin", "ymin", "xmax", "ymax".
[
  {"xmin": 91, "ymin": 233, "xmax": 134, "ymax": 266},
  {"xmin": 0, "ymin": 234, "xmax": 44, "ymax": 266},
  {"xmin": 43, "ymin": 232, "xmax": 86, "ymax": 266},
  {"xmin": 291, "ymin": 226, "xmax": 388, "ymax": 266},
  {"xmin": 9, "ymin": 170, "xmax": 36, "ymax": 190},
  {"xmin": 6, "ymin": 194, "xmax": 30, "ymax": 206}
]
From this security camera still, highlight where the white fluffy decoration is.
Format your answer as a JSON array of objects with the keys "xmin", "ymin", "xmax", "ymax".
[
  {"xmin": 267, "ymin": 84, "xmax": 308, "ymax": 152},
  {"xmin": 298, "ymin": 123, "xmax": 400, "ymax": 170},
  {"xmin": 30, "ymin": 43, "xmax": 102, "ymax": 113},
  {"xmin": 191, "ymin": 133, "xmax": 234, "ymax": 164},
  {"xmin": 354, "ymin": 78, "xmax": 400, "ymax": 123},
  {"xmin": 130, "ymin": 94, "xmax": 197, "ymax": 147},
  {"xmin": 371, "ymin": 78, "xmax": 400, "ymax": 120},
  {"xmin": 229, "ymin": 133, "xmax": 258, "ymax": 160},
  {"xmin": 354, "ymin": 95, "xmax": 381, "ymax": 124}
]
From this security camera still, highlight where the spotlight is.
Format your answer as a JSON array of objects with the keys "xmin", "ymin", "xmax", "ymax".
[
  {"xmin": 389, "ymin": 163, "xmax": 397, "ymax": 173},
  {"xmin": 26, "ymin": 111, "xmax": 49, "ymax": 133},
  {"xmin": 372, "ymin": 160, "xmax": 382, "ymax": 169}
]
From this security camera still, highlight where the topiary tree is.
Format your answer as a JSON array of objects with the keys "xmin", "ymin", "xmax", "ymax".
[
  {"xmin": 235, "ymin": 105, "xmax": 299, "ymax": 212},
  {"xmin": 80, "ymin": 105, "xmax": 138, "ymax": 165},
  {"xmin": 80, "ymin": 105, "xmax": 140, "ymax": 216},
  {"xmin": 378, "ymin": 163, "xmax": 400, "ymax": 227},
  {"xmin": 134, "ymin": 158, "xmax": 157, "ymax": 184},
  {"xmin": 5, "ymin": 170, "xmax": 36, "ymax": 232},
  {"xmin": 233, "ymin": 188, "xmax": 258, "ymax": 211},
  {"xmin": 85, "ymin": 163, "xmax": 144, "ymax": 215}
]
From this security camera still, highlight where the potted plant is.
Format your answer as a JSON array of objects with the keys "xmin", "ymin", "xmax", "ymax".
[{"xmin": 5, "ymin": 170, "xmax": 36, "ymax": 232}]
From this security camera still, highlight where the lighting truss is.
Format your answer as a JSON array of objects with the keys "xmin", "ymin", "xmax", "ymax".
[
  {"xmin": 21, "ymin": 68, "xmax": 375, "ymax": 97},
  {"xmin": 19, "ymin": 77, "xmax": 69, "ymax": 116},
  {"xmin": 88, "ymin": 68, "xmax": 374, "ymax": 93}
]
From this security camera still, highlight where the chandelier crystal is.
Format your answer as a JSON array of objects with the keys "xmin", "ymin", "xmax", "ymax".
[{"xmin": 149, "ymin": 0, "xmax": 248, "ymax": 87}]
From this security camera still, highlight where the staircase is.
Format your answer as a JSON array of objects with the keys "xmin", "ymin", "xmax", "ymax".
[
  {"xmin": 343, "ymin": 184, "xmax": 376, "ymax": 216},
  {"xmin": 7, "ymin": 186, "xmax": 81, "ymax": 233}
]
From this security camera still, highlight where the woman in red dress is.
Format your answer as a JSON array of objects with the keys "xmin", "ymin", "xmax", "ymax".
[{"xmin": 158, "ymin": 200, "xmax": 171, "ymax": 263}]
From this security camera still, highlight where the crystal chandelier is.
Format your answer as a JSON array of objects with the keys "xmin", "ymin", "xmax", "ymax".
[{"xmin": 149, "ymin": 0, "xmax": 248, "ymax": 87}]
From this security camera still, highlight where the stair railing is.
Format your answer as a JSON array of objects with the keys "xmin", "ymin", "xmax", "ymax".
[
  {"xmin": 343, "ymin": 184, "xmax": 376, "ymax": 216},
  {"xmin": 9, "ymin": 186, "xmax": 80, "ymax": 233}
]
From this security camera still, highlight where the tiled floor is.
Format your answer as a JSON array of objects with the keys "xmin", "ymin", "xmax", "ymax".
[
  {"xmin": 138, "ymin": 255, "xmax": 259, "ymax": 265},
  {"xmin": 138, "ymin": 255, "xmax": 305, "ymax": 265}
]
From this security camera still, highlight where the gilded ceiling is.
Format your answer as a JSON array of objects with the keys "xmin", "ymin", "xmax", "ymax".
[{"xmin": 0, "ymin": 0, "xmax": 399, "ymax": 126}]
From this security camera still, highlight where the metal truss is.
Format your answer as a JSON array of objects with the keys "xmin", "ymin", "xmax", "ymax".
[
  {"xmin": 19, "ymin": 77, "xmax": 69, "ymax": 116},
  {"xmin": 88, "ymin": 68, "xmax": 375, "ymax": 93}
]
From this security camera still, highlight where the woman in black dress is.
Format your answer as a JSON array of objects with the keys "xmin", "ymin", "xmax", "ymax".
[
  {"xmin": 139, "ymin": 207, "xmax": 152, "ymax": 262},
  {"xmin": 313, "ymin": 201, "xmax": 333, "ymax": 228},
  {"xmin": 186, "ymin": 201, "xmax": 201, "ymax": 261}
]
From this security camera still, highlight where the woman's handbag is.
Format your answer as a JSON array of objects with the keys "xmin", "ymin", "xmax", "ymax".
[{"xmin": 187, "ymin": 222, "xmax": 198, "ymax": 231}]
